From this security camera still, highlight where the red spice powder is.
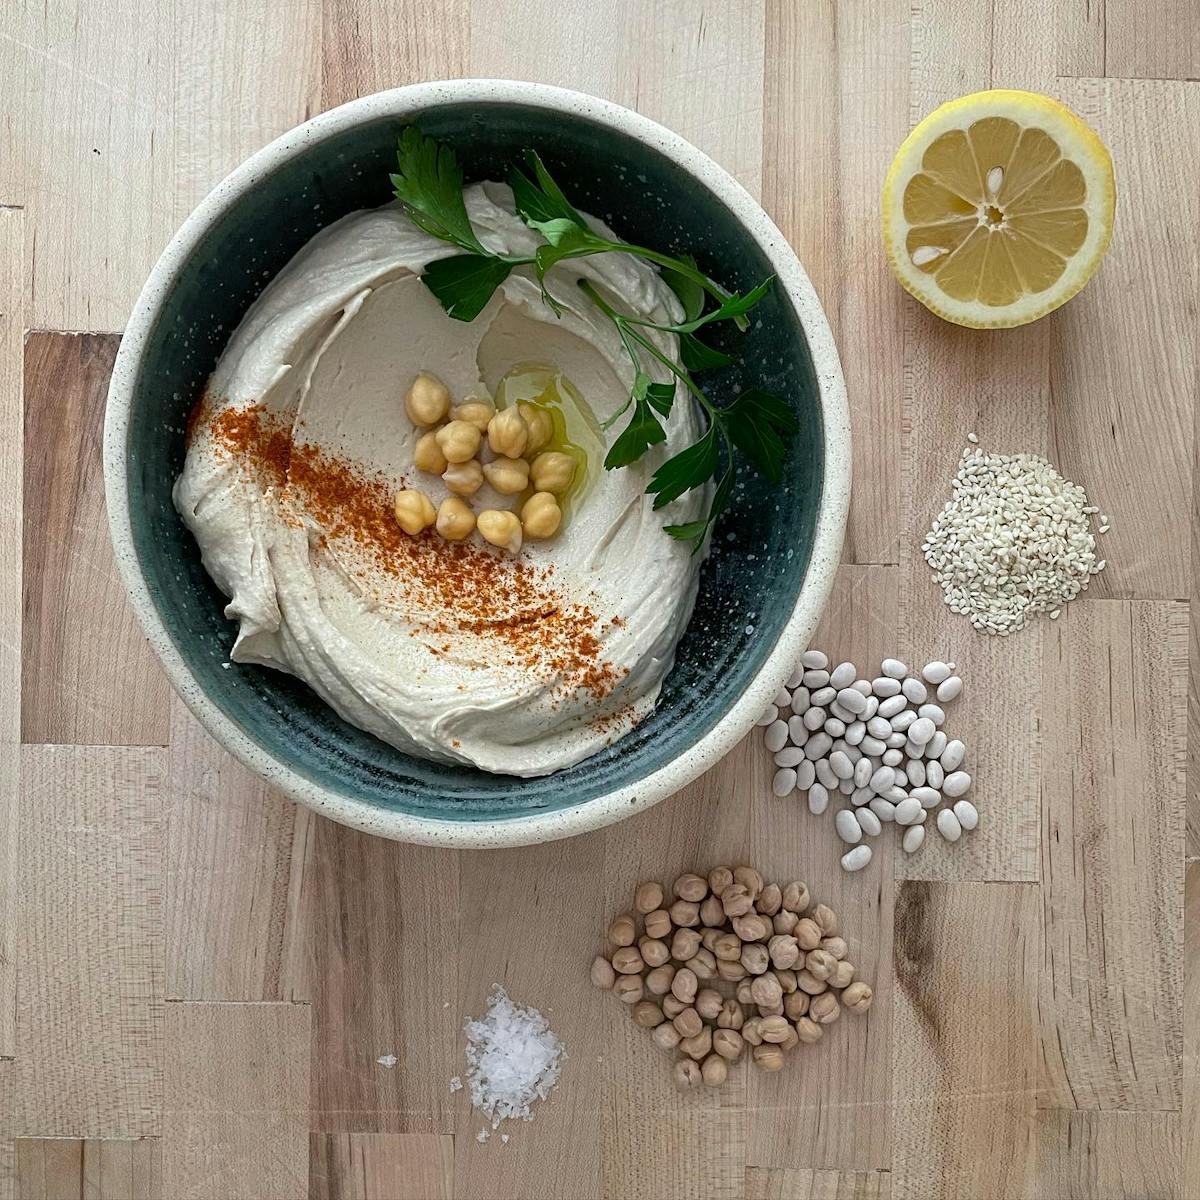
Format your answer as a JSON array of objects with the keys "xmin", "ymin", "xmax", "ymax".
[{"xmin": 199, "ymin": 401, "xmax": 626, "ymax": 703}]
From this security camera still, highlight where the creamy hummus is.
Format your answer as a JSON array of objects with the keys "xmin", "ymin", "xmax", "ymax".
[{"xmin": 175, "ymin": 182, "xmax": 707, "ymax": 776}]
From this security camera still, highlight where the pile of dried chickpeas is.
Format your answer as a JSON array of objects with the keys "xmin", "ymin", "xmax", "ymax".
[
  {"xmin": 591, "ymin": 866, "xmax": 873, "ymax": 1091},
  {"xmin": 393, "ymin": 372, "xmax": 577, "ymax": 555}
]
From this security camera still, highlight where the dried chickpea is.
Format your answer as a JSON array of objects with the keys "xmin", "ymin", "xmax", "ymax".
[
  {"xmin": 413, "ymin": 431, "xmax": 448, "ymax": 474},
  {"xmin": 518, "ymin": 403, "xmax": 553, "ymax": 455},
  {"xmin": 673, "ymin": 1007, "xmax": 702, "ymax": 1039},
  {"xmin": 671, "ymin": 967, "xmax": 698, "ymax": 1004},
  {"xmin": 842, "ymin": 982, "xmax": 873, "ymax": 1014},
  {"xmin": 442, "ymin": 458, "xmax": 484, "ymax": 496},
  {"xmin": 652, "ymin": 1022, "xmax": 682, "ymax": 1051},
  {"xmin": 756, "ymin": 883, "xmax": 782, "ymax": 916},
  {"xmin": 708, "ymin": 866, "xmax": 735, "ymax": 897},
  {"xmin": 613, "ymin": 975, "xmax": 643, "ymax": 1005},
  {"xmin": 644, "ymin": 909, "xmax": 672, "ymax": 939},
  {"xmin": 695, "ymin": 988, "xmax": 723, "ymax": 1021},
  {"xmin": 661, "ymin": 994, "xmax": 686, "ymax": 1019},
  {"xmin": 782, "ymin": 881, "xmax": 811, "ymax": 913},
  {"xmin": 794, "ymin": 1016, "xmax": 823, "ymax": 1043},
  {"xmin": 612, "ymin": 946, "xmax": 644, "ymax": 975},
  {"xmin": 812, "ymin": 903, "xmax": 838, "ymax": 935},
  {"xmin": 758, "ymin": 999, "xmax": 785, "ymax": 1018},
  {"xmin": 810, "ymin": 992, "xmax": 841, "ymax": 1024},
  {"xmin": 530, "ymin": 450, "xmax": 576, "ymax": 494},
  {"xmin": 671, "ymin": 929, "xmax": 702, "ymax": 962},
  {"xmin": 794, "ymin": 918, "xmax": 822, "ymax": 950},
  {"xmin": 482, "ymin": 456, "xmax": 530, "ymax": 495},
  {"xmin": 805, "ymin": 948, "xmax": 837, "ymax": 983},
  {"xmin": 741, "ymin": 1017, "xmax": 764, "ymax": 1046},
  {"xmin": 477, "ymin": 509, "xmax": 522, "ymax": 555},
  {"xmin": 721, "ymin": 884, "xmax": 754, "ymax": 918},
  {"xmin": 758, "ymin": 1015, "xmax": 791, "ymax": 1044},
  {"xmin": 821, "ymin": 935, "xmax": 848, "ymax": 960},
  {"xmin": 631, "ymin": 1000, "xmax": 664, "ymax": 1029},
  {"xmin": 768, "ymin": 934, "xmax": 801, "ymax": 970},
  {"xmin": 716, "ymin": 958, "xmax": 747, "ymax": 983},
  {"xmin": 778, "ymin": 1025, "xmax": 799, "ymax": 1052},
  {"xmin": 699, "ymin": 895, "xmax": 725, "ymax": 927},
  {"xmin": 733, "ymin": 866, "xmax": 763, "ymax": 899},
  {"xmin": 717, "ymin": 1000, "xmax": 745, "ymax": 1030},
  {"xmin": 689, "ymin": 948, "xmax": 717, "ymax": 982},
  {"xmin": 751, "ymin": 972, "xmax": 783, "ymax": 1010},
  {"xmin": 635, "ymin": 881, "xmax": 664, "ymax": 914},
  {"xmin": 774, "ymin": 968, "xmax": 798, "ymax": 994},
  {"xmin": 639, "ymin": 937, "xmax": 670, "ymax": 969},
  {"xmin": 668, "ymin": 899, "xmax": 700, "ymax": 928},
  {"xmin": 829, "ymin": 960, "xmax": 855, "ymax": 990},
  {"xmin": 393, "ymin": 489, "xmax": 436, "ymax": 535},
  {"xmin": 405, "ymin": 372, "xmax": 451, "ymax": 426},
  {"xmin": 732, "ymin": 913, "xmax": 771, "ymax": 943},
  {"xmin": 735, "ymin": 980, "xmax": 755, "ymax": 1007},
  {"xmin": 487, "ymin": 407, "xmax": 529, "ymax": 458},
  {"xmin": 435, "ymin": 418, "xmax": 481, "ymax": 463},
  {"xmin": 713, "ymin": 932, "xmax": 742, "ymax": 962},
  {"xmin": 674, "ymin": 873, "xmax": 708, "ymax": 902},
  {"xmin": 645, "ymin": 964, "xmax": 676, "ymax": 996},
  {"xmin": 740, "ymin": 943, "xmax": 769, "ymax": 975},
  {"xmin": 700, "ymin": 927, "xmax": 723, "ymax": 953},
  {"xmin": 435, "ymin": 497, "xmax": 475, "ymax": 542},
  {"xmin": 784, "ymin": 991, "xmax": 810, "ymax": 1021},
  {"xmin": 519, "ymin": 491, "xmax": 562, "ymax": 540},
  {"xmin": 681, "ymin": 1026, "xmax": 712, "ymax": 1061},
  {"xmin": 590, "ymin": 955, "xmax": 615, "ymax": 989},
  {"xmin": 450, "ymin": 398, "xmax": 496, "ymax": 433},
  {"xmin": 796, "ymin": 969, "xmax": 827, "ymax": 996},
  {"xmin": 701, "ymin": 1054, "xmax": 728, "ymax": 1088},
  {"xmin": 773, "ymin": 910, "xmax": 799, "ymax": 936},
  {"xmin": 673, "ymin": 1059, "xmax": 702, "ymax": 1091},
  {"xmin": 713, "ymin": 1028, "xmax": 744, "ymax": 1061},
  {"xmin": 753, "ymin": 1043, "xmax": 785, "ymax": 1072},
  {"xmin": 607, "ymin": 912, "xmax": 637, "ymax": 947}
]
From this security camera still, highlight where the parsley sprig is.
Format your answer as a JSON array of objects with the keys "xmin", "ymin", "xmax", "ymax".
[{"xmin": 390, "ymin": 126, "xmax": 797, "ymax": 545}]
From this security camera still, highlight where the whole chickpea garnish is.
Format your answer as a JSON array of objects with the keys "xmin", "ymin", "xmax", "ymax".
[
  {"xmin": 393, "ymin": 489, "xmax": 436, "ymax": 535},
  {"xmin": 442, "ymin": 459, "xmax": 484, "ymax": 497},
  {"xmin": 487, "ymin": 407, "xmax": 529, "ymax": 458},
  {"xmin": 451, "ymin": 398, "xmax": 495, "ymax": 433},
  {"xmin": 436, "ymin": 497, "xmax": 475, "ymax": 542},
  {"xmin": 477, "ymin": 509, "xmax": 522, "ymax": 555},
  {"xmin": 520, "ymin": 492, "xmax": 562, "ymax": 540},
  {"xmin": 482, "ymin": 456, "xmax": 530, "ymax": 495},
  {"xmin": 413, "ymin": 431, "xmax": 447, "ymax": 475},
  {"xmin": 519, "ymin": 403, "xmax": 553, "ymax": 455},
  {"xmin": 435, "ymin": 419, "xmax": 482, "ymax": 464},
  {"xmin": 404, "ymin": 373, "xmax": 451, "ymax": 426},
  {"xmin": 530, "ymin": 451, "xmax": 576, "ymax": 494}
]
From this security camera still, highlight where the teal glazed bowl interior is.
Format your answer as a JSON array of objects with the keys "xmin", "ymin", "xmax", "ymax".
[{"xmin": 105, "ymin": 82, "xmax": 848, "ymax": 847}]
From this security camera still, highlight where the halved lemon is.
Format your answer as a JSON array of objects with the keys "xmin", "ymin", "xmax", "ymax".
[{"xmin": 882, "ymin": 89, "xmax": 1115, "ymax": 328}]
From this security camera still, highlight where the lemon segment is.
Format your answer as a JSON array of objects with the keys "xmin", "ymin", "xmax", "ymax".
[{"xmin": 882, "ymin": 89, "xmax": 1116, "ymax": 328}]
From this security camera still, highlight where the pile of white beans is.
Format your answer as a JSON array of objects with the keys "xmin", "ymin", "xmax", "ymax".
[{"xmin": 758, "ymin": 651, "xmax": 979, "ymax": 872}]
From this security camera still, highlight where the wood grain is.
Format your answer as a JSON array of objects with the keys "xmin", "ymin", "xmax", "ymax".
[
  {"xmin": 0, "ymin": 206, "xmax": 23, "ymax": 1059},
  {"xmin": 309, "ymin": 1133, "xmax": 452, "ymax": 1200},
  {"xmin": 745, "ymin": 1168, "xmax": 892, "ymax": 1200},
  {"xmin": 161, "ymin": 1001, "xmax": 310, "ymax": 1200},
  {"xmin": 749, "ymin": 566, "xmax": 896, "ymax": 1171},
  {"xmin": 14, "ymin": 1138, "xmax": 161, "ymax": 1200},
  {"xmin": 14, "ymin": 746, "xmax": 165, "ymax": 1138},
  {"xmin": 1185, "ymin": 860, "xmax": 1200, "ymax": 1199},
  {"xmin": 1057, "ymin": 0, "xmax": 1200, "ymax": 81},
  {"xmin": 891, "ymin": 882, "xmax": 1038, "ymax": 1200},
  {"xmin": 1032, "ymin": 1111, "xmax": 1181, "ymax": 1199},
  {"xmin": 166, "ymin": 700, "xmax": 302, "ymax": 1002},
  {"xmin": 1038, "ymin": 601, "xmax": 1186, "ymax": 1110},
  {"xmin": 763, "ymin": 0, "xmax": 907, "ymax": 565},
  {"xmin": 21, "ymin": 333, "xmax": 171, "ymax": 746}
]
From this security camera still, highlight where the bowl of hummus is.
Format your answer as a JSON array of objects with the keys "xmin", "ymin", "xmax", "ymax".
[{"xmin": 104, "ymin": 81, "xmax": 849, "ymax": 847}]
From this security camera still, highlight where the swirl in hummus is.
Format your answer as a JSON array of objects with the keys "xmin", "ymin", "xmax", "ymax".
[{"xmin": 175, "ymin": 182, "xmax": 707, "ymax": 777}]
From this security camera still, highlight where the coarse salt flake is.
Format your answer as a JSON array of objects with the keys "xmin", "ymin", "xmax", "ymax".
[{"xmin": 376, "ymin": 1054, "xmax": 398, "ymax": 1069}]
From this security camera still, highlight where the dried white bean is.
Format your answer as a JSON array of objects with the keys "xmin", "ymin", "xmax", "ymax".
[
  {"xmin": 936, "ymin": 809, "xmax": 963, "ymax": 842},
  {"xmin": 845, "ymin": 721, "xmax": 866, "ymax": 746},
  {"xmin": 885, "ymin": 732, "xmax": 907, "ymax": 749},
  {"xmin": 926, "ymin": 761, "xmax": 944, "ymax": 789},
  {"xmin": 838, "ymin": 777, "xmax": 854, "ymax": 795},
  {"xmin": 902, "ymin": 677, "xmax": 928, "ymax": 704},
  {"xmin": 801, "ymin": 649, "xmax": 829, "ymax": 670},
  {"xmin": 764, "ymin": 720, "xmax": 788, "ymax": 752},
  {"xmin": 894, "ymin": 797, "xmax": 923, "ymax": 825},
  {"xmin": 791, "ymin": 687, "xmax": 810, "ymax": 714},
  {"xmin": 881, "ymin": 658, "xmax": 907, "ymax": 678},
  {"xmin": 877, "ymin": 695, "xmax": 907, "ymax": 719},
  {"xmin": 860, "ymin": 735, "xmax": 887, "ymax": 757},
  {"xmin": 837, "ymin": 688, "xmax": 868, "ymax": 715},
  {"xmin": 851, "ymin": 787, "xmax": 873, "ymax": 806},
  {"xmin": 870, "ymin": 765, "xmax": 896, "ymax": 794},
  {"xmin": 852, "ymin": 679, "xmax": 872, "ymax": 696},
  {"xmin": 911, "ymin": 786, "xmax": 941, "ymax": 809},
  {"xmin": 869, "ymin": 798, "xmax": 896, "ymax": 822},
  {"xmin": 786, "ymin": 668, "xmax": 805, "ymax": 689},
  {"xmin": 936, "ymin": 676, "xmax": 963, "ymax": 703},
  {"xmin": 867, "ymin": 716, "xmax": 892, "ymax": 739},
  {"xmin": 840, "ymin": 844, "xmax": 872, "ymax": 872},
  {"xmin": 853, "ymin": 758, "xmax": 873, "ymax": 788},
  {"xmin": 885, "ymin": 784, "xmax": 909, "ymax": 803},
  {"xmin": 908, "ymin": 717, "xmax": 935, "ymax": 745},
  {"xmin": 904, "ymin": 738, "xmax": 921, "ymax": 759},
  {"xmin": 872, "ymin": 677, "xmax": 901, "ymax": 697},
  {"xmin": 953, "ymin": 799, "xmax": 979, "ymax": 830},
  {"xmin": 922, "ymin": 661, "xmax": 951, "ymax": 685},
  {"xmin": 862, "ymin": 696, "xmax": 880, "ymax": 719},
  {"xmin": 796, "ymin": 760, "xmax": 816, "ymax": 790},
  {"xmin": 756, "ymin": 705, "xmax": 779, "ymax": 727},
  {"xmin": 906, "ymin": 759, "xmax": 926, "ymax": 787},
  {"xmin": 902, "ymin": 824, "xmax": 926, "ymax": 854},
  {"xmin": 772, "ymin": 768, "xmax": 797, "ymax": 796},
  {"xmin": 788, "ymin": 716, "xmax": 809, "ymax": 746},
  {"xmin": 811, "ymin": 686, "xmax": 837, "ymax": 707},
  {"xmin": 882, "ymin": 748, "xmax": 903, "ymax": 767},
  {"xmin": 830, "ymin": 661, "xmax": 857, "ymax": 689},
  {"xmin": 808, "ymin": 783, "xmax": 829, "ymax": 814},
  {"xmin": 940, "ymin": 740, "xmax": 966, "ymax": 771},
  {"xmin": 805, "ymin": 732, "xmax": 832, "ymax": 760},
  {"xmin": 803, "ymin": 669, "xmax": 830, "ymax": 688},
  {"xmin": 776, "ymin": 746, "xmax": 805, "ymax": 768},
  {"xmin": 803, "ymin": 706, "xmax": 826, "ymax": 731},
  {"xmin": 890, "ymin": 709, "xmax": 917, "ymax": 732},
  {"xmin": 824, "ymin": 718, "xmax": 846, "ymax": 738},
  {"xmin": 843, "ymin": 744, "xmax": 863, "ymax": 764},
  {"xmin": 830, "ymin": 700, "xmax": 854, "ymax": 722},
  {"xmin": 829, "ymin": 750, "xmax": 853, "ymax": 780},
  {"xmin": 856, "ymin": 808, "xmax": 882, "ymax": 836},
  {"xmin": 918, "ymin": 703, "xmax": 945, "ymax": 726},
  {"xmin": 816, "ymin": 759, "xmax": 837, "ymax": 788},
  {"xmin": 942, "ymin": 770, "xmax": 971, "ymax": 797},
  {"xmin": 774, "ymin": 687, "xmax": 793, "ymax": 708},
  {"xmin": 835, "ymin": 809, "xmax": 863, "ymax": 844},
  {"xmin": 925, "ymin": 731, "xmax": 948, "ymax": 760}
]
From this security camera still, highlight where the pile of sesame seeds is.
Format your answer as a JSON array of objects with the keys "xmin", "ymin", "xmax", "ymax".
[{"xmin": 922, "ymin": 442, "xmax": 1109, "ymax": 635}]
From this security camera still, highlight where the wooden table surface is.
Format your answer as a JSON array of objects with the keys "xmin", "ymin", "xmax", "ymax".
[{"xmin": 1, "ymin": 2, "xmax": 1197, "ymax": 1198}]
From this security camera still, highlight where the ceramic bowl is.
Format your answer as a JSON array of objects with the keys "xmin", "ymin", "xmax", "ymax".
[{"xmin": 104, "ymin": 80, "xmax": 849, "ymax": 847}]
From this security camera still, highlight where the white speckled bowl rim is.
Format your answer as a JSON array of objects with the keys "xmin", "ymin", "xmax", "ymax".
[{"xmin": 104, "ymin": 79, "xmax": 850, "ymax": 849}]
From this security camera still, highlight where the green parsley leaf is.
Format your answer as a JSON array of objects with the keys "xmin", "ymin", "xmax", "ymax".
[
  {"xmin": 421, "ymin": 254, "xmax": 513, "ymax": 322},
  {"xmin": 525, "ymin": 151, "xmax": 588, "ymax": 227},
  {"xmin": 671, "ymin": 276, "xmax": 775, "ymax": 334},
  {"xmin": 510, "ymin": 157, "xmax": 587, "ymax": 229},
  {"xmin": 639, "ymin": 375, "xmax": 676, "ymax": 417},
  {"xmin": 647, "ymin": 425, "xmax": 719, "ymax": 509},
  {"xmin": 391, "ymin": 127, "xmax": 486, "ymax": 254},
  {"xmin": 604, "ymin": 388, "xmax": 667, "ymax": 470},
  {"xmin": 722, "ymin": 387, "xmax": 798, "ymax": 484},
  {"xmin": 659, "ymin": 254, "xmax": 705, "ymax": 322},
  {"xmin": 679, "ymin": 332, "xmax": 733, "ymax": 372},
  {"xmin": 665, "ymin": 460, "xmax": 735, "ymax": 546}
]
